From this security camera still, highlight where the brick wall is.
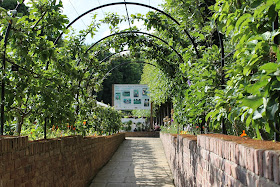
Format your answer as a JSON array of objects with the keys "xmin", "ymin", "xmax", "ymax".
[
  {"xmin": 0, "ymin": 133, "xmax": 125, "ymax": 187},
  {"xmin": 161, "ymin": 133, "xmax": 280, "ymax": 187},
  {"xmin": 125, "ymin": 132, "xmax": 160, "ymax": 137}
]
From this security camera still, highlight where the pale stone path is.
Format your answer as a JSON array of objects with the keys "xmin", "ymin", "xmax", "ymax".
[{"xmin": 89, "ymin": 137, "xmax": 174, "ymax": 187}]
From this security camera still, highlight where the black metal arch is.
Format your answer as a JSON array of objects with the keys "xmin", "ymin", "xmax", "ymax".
[
  {"xmin": 97, "ymin": 49, "xmax": 147, "ymax": 65},
  {"xmin": 98, "ymin": 49, "xmax": 130, "ymax": 64},
  {"xmin": 84, "ymin": 31, "xmax": 184, "ymax": 62},
  {"xmin": 53, "ymin": 2, "xmax": 200, "ymax": 58}
]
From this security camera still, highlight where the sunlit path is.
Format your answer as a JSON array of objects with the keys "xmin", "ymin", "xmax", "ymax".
[{"xmin": 90, "ymin": 137, "xmax": 174, "ymax": 187}]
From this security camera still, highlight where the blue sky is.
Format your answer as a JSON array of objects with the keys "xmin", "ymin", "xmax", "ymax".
[{"xmin": 27, "ymin": 0, "xmax": 164, "ymax": 44}]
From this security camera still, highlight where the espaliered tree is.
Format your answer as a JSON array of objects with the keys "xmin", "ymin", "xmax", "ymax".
[{"xmin": 0, "ymin": 0, "xmax": 122, "ymax": 137}]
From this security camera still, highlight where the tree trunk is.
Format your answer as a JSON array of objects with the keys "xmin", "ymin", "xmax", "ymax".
[{"xmin": 16, "ymin": 116, "xmax": 24, "ymax": 136}]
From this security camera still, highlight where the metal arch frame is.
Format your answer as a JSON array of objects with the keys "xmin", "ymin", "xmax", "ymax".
[
  {"xmin": 64, "ymin": 30, "xmax": 184, "ymax": 69},
  {"xmin": 53, "ymin": 2, "xmax": 200, "ymax": 58},
  {"xmin": 85, "ymin": 31, "xmax": 184, "ymax": 62},
  {"xmin": 85, "ymin": 46, "xmax": 177, "ymax": 86},
  {"xmin": 0, "ymin": 2, "xmax": 231, "ymax": 137},
  {"xmin": 85, "ymin": 49, "xmax": 131, "ymax": 83},
  {"xmin": 98, "ymin": 49, "xmax": 130, "ymax": 64}
]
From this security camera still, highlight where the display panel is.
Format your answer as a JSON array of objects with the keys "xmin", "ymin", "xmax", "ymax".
[{"xmin": 113, "ymin": 84, "xmax": 150, "ymax": 110}]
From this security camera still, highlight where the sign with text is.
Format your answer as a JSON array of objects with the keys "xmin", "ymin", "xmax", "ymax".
[{"xmin": 113, "ymin": 84, "xmax": 150, "ymax": 110}]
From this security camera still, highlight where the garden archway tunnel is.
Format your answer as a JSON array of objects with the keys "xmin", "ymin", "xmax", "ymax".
[
  {"xmin": 1, "ymin": 0, "xmax": 227, "ymax": 136},
  {"xmin": 1, "ymin": 1, "xmax": 188, "ymax": 134}
]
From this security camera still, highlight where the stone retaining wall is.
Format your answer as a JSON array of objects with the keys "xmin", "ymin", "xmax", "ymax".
[
  {"xmin": 0, "ymin": 133, "xmax": 125, "ymax": 187},
  {"xmin": 160, "ymin": 133, "xmax": 280, "ymax": 187}
]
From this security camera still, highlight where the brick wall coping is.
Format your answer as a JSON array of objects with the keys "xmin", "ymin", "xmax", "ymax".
[
  {"xmin": 161, "ymin": 132, "xmax": 280, "ymax": 151},
  {"xmin": 200, "ymin": 134, "xmax": 280, "ymax": 151},
  {"xmin": 0, "ymin": 133, "xmax": 125, "ymax": 186},
  {"xmin": 160, "ymin": 132, "xmax": 280, "ymax": 186},
  {"xmin": 0, "ymin": 133, "xmax": 124, "ymax": 153}
]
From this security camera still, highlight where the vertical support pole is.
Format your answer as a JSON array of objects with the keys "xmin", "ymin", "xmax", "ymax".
[
  {"xmin": 150, "ymin": 102, "xmax": 153, "ymax": 131},
  {"xmin": 1, "ymin": 52, "xmax": 5, "ymax": 135},
  {"xmin": 221, "ymin": 37, "xmax": 226, "ymax": 135},
  {"xmin": 44, "ymin": 117, "xmax": 47, "ymax": 139},
  {"xmin": 275, "ymin": 121, "xmax": 280, "ymax": 142},
  {"xmin": 1, "ymin": 2, "xmax": 24, "ymax": 135},
  {"xmin": 167, "ymin": 102, "xmax": 170, "ymax": 119},
  {"xmin": 274, "ymin": 13, "xmax": 279, "ymax": 141},
  {"xmin": 160, "ymin": 107, "xmax": 161, "ymax": 125},
  {"xmin": 1, "ymin": 22, "xmax": 12, "ymax": 135},
  {"xmin": 112, "ymin": 84, "xmax": 115, "ymax": 107},
  {"xmin": 217, "ymin": 29, "xmax": 227, "ymax": 135},
  {"xmin": 1, "ymin": 64, "xmax": 5, "ymax": 135},
  {"xmin": 160, "ymin": 106, "xmax": 163, "ymax": 126},
  {"xmin": 201, "ymin": 115, "xmax": 205, "ymax": 134}
]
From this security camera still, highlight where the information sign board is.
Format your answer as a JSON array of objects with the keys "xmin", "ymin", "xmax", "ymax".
[{"xmin": 113, "ymin": 84, "xmax": 150, "ymax": 110}]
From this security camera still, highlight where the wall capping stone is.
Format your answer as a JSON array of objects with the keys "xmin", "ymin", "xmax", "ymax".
[{"xmin": 160, "ymin": 132, "xmax": 280, "ymax": 187}]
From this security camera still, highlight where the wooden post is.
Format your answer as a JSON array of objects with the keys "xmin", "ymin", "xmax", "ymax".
[
  {"xmin": 112, "ymin": 84, "xmax": 115, "ymax": 107},
  {"xmin": 217, "ymin": 30, "xmax": 227, "ymax": 135},
  {"xmin": 274, "ymin": 14, "xmax": 279, "ymax": 141},
  {"xmin": 44, "ymin": 117, "xmax": 47, "ymax": 139},
  {"xmin": 150, "ymin": 102, "xmax": 153, "ymax": 131}
]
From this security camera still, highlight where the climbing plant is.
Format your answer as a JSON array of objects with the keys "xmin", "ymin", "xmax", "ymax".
[
  {"xmin": 206, "ymin": 0, "xmax": 280, "ymax": 139},
  {"xmin": 139, "ymin": 0, "xmax": 280, "ymax": 139}
]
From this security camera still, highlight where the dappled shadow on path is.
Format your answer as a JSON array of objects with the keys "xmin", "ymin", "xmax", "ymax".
[{"xmin": 90, "ymin": 137, "xmax": 174, "ymax": 187}]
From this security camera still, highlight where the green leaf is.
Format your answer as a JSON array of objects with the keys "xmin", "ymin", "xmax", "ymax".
[
  {"xmin": 255, "ymin": 123, "xmax": 262, "ymax": 139},
  {"xmin": 265, "ymin": 122, "xmax": 271, "ymax": 133},
  {"xmin": 248, "ymin": 35, "xmax": 263, "ymax": 43},
  {"xmin": 254, "ymin": 2, "xmax": 272, "ymax": 19},
  {"xmin": 241, "ymin": 96, "xmax": 263, "ymax": 110},
  {"xmin": 259, "ymin": 63, "xmax": 279, "ymax": 74},
  {"xmin": 277, "ymin": 0, "xmax": 280, "ymax": 10},
  {"xmin": 226, "ymin": 25, "xmax": 234, "ymax": 36},
  {"xmin": 271, "ymin": 45, "xmax": 280, "ymax": 62},
  {"xmin": 246, "ymin": 114, "xmax": 252, "ymax": 126},
  {"xmin": 241, "ymin": 110, "xmax": 249, "ymax": 122},
  {"xmin": 236, "ymin": 13, "xmax": 252, "ymax": 30},
  {"xmin": 271, "ymin": 80, "xmax": 280, "ymax": 91},
  {"xmin": 243, "ymin": 66, "xmax": 252, "ymax": 76},
  {"xmin": 251, "ymin": 0, "xmax": 264, "ymax": 8},
  {"xmin": 261, "ymin": 31, "xmax": 272, "ymax": 41},
  {"xmin": 266, "ymin": 103, "xmax": 279, "ymax": 120},
  {"xmin": 246, "ymin": 80, "xmax": 268, "ymax": 94},
  {"xmin": 253, "ymin": 110, "xmax": 262, "ymax": 120},
  {"xmin": 267, "ymin": 4, "xmax": 276, "ymax": 20}
]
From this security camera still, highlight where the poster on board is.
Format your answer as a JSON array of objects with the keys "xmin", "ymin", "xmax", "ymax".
[{"xmin": 113, "ymin": 84, "xmax": 150, "ymax": 110}]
